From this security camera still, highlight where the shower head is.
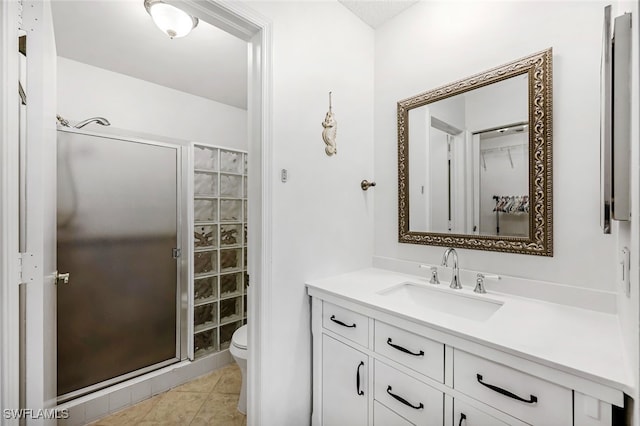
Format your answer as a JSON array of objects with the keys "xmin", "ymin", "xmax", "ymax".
[{"xmin": 74, "ymin": 117, "xmax": 111, "ymax": 129}]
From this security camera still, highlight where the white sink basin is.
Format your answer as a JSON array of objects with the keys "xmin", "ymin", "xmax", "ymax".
[{"xmin": 377, "ymin": 282, "xmax": 503, "ymax": 321}]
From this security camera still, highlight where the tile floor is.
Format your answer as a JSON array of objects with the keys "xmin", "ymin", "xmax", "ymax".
[{"xmin": 90, "ymin": 363, "xmax": 246, "ymax": 426}]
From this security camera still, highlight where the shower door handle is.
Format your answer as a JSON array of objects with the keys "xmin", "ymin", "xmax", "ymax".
[{"xmin": 55, "ymin": 271, "xmax": 70, "ymax": 285}]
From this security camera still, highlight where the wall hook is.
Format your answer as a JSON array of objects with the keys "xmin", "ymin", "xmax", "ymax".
[
  {"xmin": 322, "ymin": 92, "xmax": 337, "ymax": 156},
  {"xmin": 361, "ymin": 180, "xmax": 376, "ymax": 191}
]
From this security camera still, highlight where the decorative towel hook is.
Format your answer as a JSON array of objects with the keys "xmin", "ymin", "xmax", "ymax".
[{"xmin": 322, "ymin": 92, "xmax": 337, "ymax": 156}]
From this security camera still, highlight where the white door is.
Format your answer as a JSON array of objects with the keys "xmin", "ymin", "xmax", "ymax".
[
  {"xmin": 428, "ymin": 127, "xmax": 450, "ymax": 233},
  {"xmin": 22, "ymin": 0, "xmax": 58, "ymax": 422},
  {"xmin": 322, "ymin": 335, "xmax": 368, "ymax": 426}
]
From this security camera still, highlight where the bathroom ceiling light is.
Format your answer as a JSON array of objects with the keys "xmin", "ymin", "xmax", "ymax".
[{"xmin": 144, "ymin": 0, "xmax": 198, "ymax": 39}]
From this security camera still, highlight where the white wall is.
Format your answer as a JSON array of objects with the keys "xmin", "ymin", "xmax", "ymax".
[
  {"xmin": 465, "ymin": 74, "xmax": 528, "ymax": 132},
  {"xmin": 429, "ymin": 95, "xmax": 466, "ymax": 131},
  {"xmin": 245, "ymin": 2, "xmax": 375, "ymax": 424},
  {"xmin": 374, "ymin": 1, "xmax": 616, "ymax": 291},
  {"xmin": 57, "ymin": 57, "xmax": 247, "ymax": 149},
  {"xmin": 428, "ymin": 127, "xmax": 450, "ymax": 233}
]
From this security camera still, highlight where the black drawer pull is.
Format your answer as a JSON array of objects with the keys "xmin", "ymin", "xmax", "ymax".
[
  {"xmin": 356, "ymin": 361, "xmax": 364, "ymax": 396},
  {"xmin": 386, "ymin": 385, "xmax": 424, "ymax": 410},
  {"xmin": 330, "ymin": 315, "xmax": 356, "ymax": 328},
  {"xmin": 458, "ymin": 413, "xmax": 467, "ymax": 426},
  {"xmin": 387, "ymin": 338, "xmax": 424, "ymax": 357},
  {"xmin": 476, "ymin": 374, "xmax": 538, "ymax": 404}
]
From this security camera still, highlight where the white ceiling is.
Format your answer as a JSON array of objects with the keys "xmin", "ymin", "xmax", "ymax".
[
  {"xmin": 338, "ymin": 0, "xmax": 419, "ymax": 28},
  {"xmin": 51, "ymin": 0, "xmax": 248, "ymax": 110},
  {"xmin": 50, "ymin": 1, "xmax": 419, "ymax": 111}
]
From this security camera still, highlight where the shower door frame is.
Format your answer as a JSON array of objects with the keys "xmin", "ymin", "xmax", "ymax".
[{"xmin": 55, "ymin": 127, "xmax": 190, "ymax": 402}]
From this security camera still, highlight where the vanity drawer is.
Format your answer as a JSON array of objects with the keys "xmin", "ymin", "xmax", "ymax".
[
  {"xmin": 374, "ymin": 321, "xmax": 444, "ymax": 382},
  {"xmin": 373, "ymin": 401, "xmax": 413, "ymax": 426},
  {"xmin": 374, "ymin": 360, "xmax": 443, "ymax": 425},
  {"xmin": 322, "ymin": 302, "xmax": 368, "ymax": 347},
  {"xmin": 454, "ymin": 350, "xmax": 572, "ymax": 425},
  {"xmin": 454, "ymin": 399, "xmax": 525, "ymax": 426}
]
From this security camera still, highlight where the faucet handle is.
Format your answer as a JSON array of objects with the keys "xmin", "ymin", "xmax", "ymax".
[
  {"xmin": 474, "ymin": 273, "xmax": 501, "ymax": 294},
  {"xmin": 419, "ymin": 264, "xmax": 440, "ymax": 285}
]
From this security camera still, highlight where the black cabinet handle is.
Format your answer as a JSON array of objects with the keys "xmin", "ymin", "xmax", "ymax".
[
  {"xmin": 458, "ymin": 413, "xmax": 467, "ymax": 426},
  {"xmin": 476, "ymin": 374, "xmax": 538, "ymax": 404},
  {"xmin": 387, "ymin": 338, "xmax": 424, "ymax": 357},
  {"xmin": 330, "ymin": 315, "xmax": 356, "ymax": 328},
  {"xmin": 356, "ymin": 361, "xmax": 364, "ymax": 396},
  {"xmin": 386, "ymin": 386, "xmax": 424, "ymax": 410}
]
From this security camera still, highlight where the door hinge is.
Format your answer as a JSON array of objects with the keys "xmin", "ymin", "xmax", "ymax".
[
  {"xmin": 19, "ymin": 252, "xmax": 36, "ymax": 284},
  {"xmin": 17, "ymin": 253, "xmax": 23, "ymax": 283},
  {"xmin": 172, "ymin": 248, "xmax": 181, "ymax": 259}
]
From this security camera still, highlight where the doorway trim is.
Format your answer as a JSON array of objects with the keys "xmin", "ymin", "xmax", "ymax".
[
  {"xmin": 0, "ymin": 0, "xmax": 21, "ymax": 419},
  {"xmin": 169, "ymin": 2, "xmax": 272, "ymax": 424}
]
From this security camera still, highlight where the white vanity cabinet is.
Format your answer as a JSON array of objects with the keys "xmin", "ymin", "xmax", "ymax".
[
  {"xmin": 310, "ymin": 295, "xmax": 623, "ymax": 426},
  {"xmin": 322, "ymin": 334, "xmax": 368, "ymax": 426}
]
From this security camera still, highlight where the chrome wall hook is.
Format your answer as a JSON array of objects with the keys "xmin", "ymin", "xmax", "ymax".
[{"xmin": 361, "ymin": 180, "xmax": 376, "ymax": 191}]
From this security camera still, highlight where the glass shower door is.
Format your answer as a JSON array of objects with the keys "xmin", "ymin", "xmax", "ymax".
[{"xmin": 56, "ymin": 130, "xmax": 180, "ymax": 399}]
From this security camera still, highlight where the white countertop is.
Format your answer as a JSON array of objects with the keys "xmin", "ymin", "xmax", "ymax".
[{"xmin": 306, "ymin": 267, "xmax": 633, "ymax": 396}]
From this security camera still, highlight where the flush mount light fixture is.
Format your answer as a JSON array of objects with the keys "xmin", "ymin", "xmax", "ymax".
[{"xmin": 144, "ymin": 0, "xmax": 198, "ymax": 39}]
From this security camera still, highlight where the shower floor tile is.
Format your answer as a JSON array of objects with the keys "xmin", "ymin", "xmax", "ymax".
[{"xmin": 90, "ymin": 363, "xmax": 246, "ymax": 426}]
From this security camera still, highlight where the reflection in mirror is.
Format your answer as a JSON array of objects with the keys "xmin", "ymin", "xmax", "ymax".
[
  {"xmin": 408, "ymin": 75, "xmax": 529, "ymax": 237},
  {"xmin": 398, "ymin": 49, "xmax": 553, "ymax": 256},
  {"xmin": 478, "ymin": 126, "xmax": 529, "ymax": 237}
]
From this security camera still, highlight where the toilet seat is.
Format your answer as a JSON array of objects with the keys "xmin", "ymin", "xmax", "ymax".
[
  {"xmin": 230, "ymin": 324, "xmax": 248, "ymax": 414},
  {"xmin": 232, "ymin": 325, "xmax": 247, "ymax": 350}
]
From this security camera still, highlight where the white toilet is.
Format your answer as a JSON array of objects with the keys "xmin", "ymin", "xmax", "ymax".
[{"xmin": 230, "ymin": 324, "xmax": 248, "ymax": 414}]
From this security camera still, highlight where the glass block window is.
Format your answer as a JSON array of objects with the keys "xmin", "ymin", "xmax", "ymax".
[{"xmin": 193, "ymin": 144, "xmax": 248, "ymax": 358}]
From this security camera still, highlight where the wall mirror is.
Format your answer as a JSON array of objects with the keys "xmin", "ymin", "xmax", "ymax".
[{"xmin": 398, "ymin": 48, "xmax": 553, "ymax": 256}]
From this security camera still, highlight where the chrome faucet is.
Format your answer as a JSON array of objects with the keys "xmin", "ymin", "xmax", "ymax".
[
  {"xmin": 74, "ymin": 117, "xmax": 111, "ymax": 129},
  {"xmin": 474, "ymin": 273, "xmax": 501, "ymax": 294},
  {"xmin": 419, "ymin": 264, "xmax": 440, "ymax": 284},
  {"xmin": 441, "ymin": 248, "xmax": 462, "ymax": 289}
]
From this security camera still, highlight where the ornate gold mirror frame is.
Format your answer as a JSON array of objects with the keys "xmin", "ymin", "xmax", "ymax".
[{"xmin": 398, "ymin": 48, "xmax": 553, "ymax": 256}]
